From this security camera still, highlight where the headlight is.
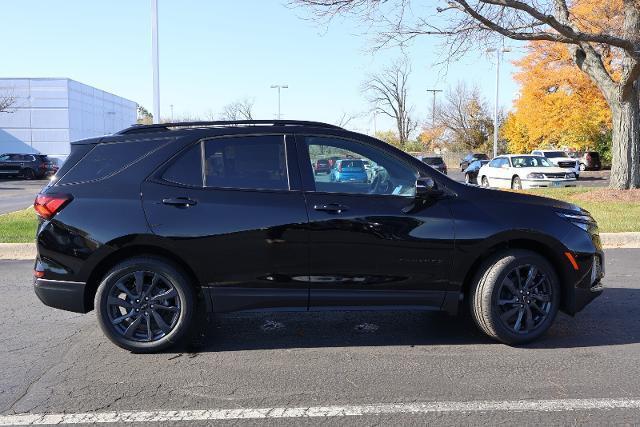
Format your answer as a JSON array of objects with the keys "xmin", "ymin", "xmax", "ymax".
[
  {"xmin": 556, "ymin": 211, "xmax": 596, "ymax": 231},
  {"xmin": 527, "ymin": 172, "xmax": 545, "ymax": 179},
  {"xmin": 565, "ymin": 172, "xmax": 576, "ymax": 179}
]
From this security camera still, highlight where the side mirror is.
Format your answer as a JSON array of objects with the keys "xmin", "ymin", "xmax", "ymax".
[{"xmin": 416, "ymin": 177, "xmax": 441, "ymax": 198}]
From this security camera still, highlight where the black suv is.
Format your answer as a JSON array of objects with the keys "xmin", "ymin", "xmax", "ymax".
[
  {"xmin": 0, "ymin": 153, "xmax": 58, "ymax": 179},
  {"xmin": 33, "ymin": 120, "xmax": 604, "ymax": 352}
]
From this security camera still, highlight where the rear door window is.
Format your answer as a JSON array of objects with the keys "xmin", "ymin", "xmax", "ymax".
[{"xmin": 203, "ymin": 135, "xmax": 289, "ymax": 190}]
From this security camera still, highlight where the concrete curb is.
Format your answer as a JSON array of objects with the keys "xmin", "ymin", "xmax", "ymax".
[
  {"xmin": 0, "ymin": 233, "xmax": 639, "ymax": 261},
  {"xmin": 600, "ymin": 232, "xmax": 640, "ymax": 249},
  {"xmin": 0, "ymin": 243, "xmax": 37, "ymax": 260}
]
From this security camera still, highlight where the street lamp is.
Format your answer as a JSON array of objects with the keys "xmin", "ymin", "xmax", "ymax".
[
  {"xmin": 426, "ymin": 89, "xmax": 443, "ymax": 127},
  {"xmin": 151, "ymin": 0, "xmax": 160, "ymax": 124},
  {"xmin": 487, "ymin": 46, "xmax": 511, "ymax": 158},
  {"xmin": 270, "ymin": 85, "xmax": 288, "ymax": 120}
]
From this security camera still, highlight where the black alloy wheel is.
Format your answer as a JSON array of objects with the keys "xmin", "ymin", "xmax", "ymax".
[
  {"xmin": 469, "ymin": 250, "xmax": 560, "ymax": 345},
  {"xmin": 495, "ymin": 264, "xmax": 553, "ymax": 334},
  {"xmin": 95, "ymin": 257, "xmax": 194, "ymax": 352}
]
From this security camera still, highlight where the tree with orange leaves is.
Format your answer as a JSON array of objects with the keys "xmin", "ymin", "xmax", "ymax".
[
  {"xmin": 503, "ymin": 41, "xmax": 612, "ymax": 156},
  {"xmin": 294, "ymin": 0, "xmax": 639, "ymax": 188}
]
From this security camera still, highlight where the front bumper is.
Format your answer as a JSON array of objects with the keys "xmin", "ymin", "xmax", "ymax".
[
  {"xmin": 566, "ymin": 254, "xmax": 604, "ymax": 314},
  {"xmin": 522, "ymin": 179, "xmax": 577, "ymax": 189},
  {"xmin": 34, "ymin": 278, "xmax": 88, "ymax": 313}
]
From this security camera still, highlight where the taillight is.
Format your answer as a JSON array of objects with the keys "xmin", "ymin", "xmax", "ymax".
[
  {"xmin": 338, "ymin": 163, "xmax": 343, "ymax": 172},
  {"xmin": 34, "ymin": 194, "xmax": 72, "ymax": 220}
]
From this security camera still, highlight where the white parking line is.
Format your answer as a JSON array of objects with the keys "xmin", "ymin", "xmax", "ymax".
[{"xmin": 2, "ymin": 398, "xmax": 640, "ymax": 425}]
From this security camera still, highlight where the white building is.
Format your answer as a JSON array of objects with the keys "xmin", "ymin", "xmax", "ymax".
[{"xmin": 0, "ymin": 78, "xmax": 137, "ymax": 161}]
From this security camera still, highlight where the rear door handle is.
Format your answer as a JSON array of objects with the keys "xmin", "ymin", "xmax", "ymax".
[
  {"xmin": 313, "ymin": 203, "xmax": 348, "ymax": 213},
  {"xmin": 162, "ymin": 197, "xmax": 198, "ymax": 207}
]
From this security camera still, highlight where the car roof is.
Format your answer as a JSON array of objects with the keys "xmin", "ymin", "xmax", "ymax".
[{"xmin": 72, "ymin": 120, "xmax": 346, "ymax": 145}]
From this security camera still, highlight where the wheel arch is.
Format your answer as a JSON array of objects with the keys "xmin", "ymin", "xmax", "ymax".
[
  {"xmin": 83, "ymin": 244, "xmax": 200, "ymax": 312},
  {"xmin": 459, "ymin": 237, "xmax": 571, "ymax": 314}
]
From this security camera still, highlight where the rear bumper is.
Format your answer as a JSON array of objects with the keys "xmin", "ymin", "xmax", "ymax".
[{"xmin": 34, "ymin": 278, "xmax": 88, "ymax": 313}]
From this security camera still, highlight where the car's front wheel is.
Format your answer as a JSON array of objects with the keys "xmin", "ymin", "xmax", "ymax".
[
  {"xmin": 481, "ymin": 176, "xmax": 489, "ymax": 187},
  {"xmin": 469, "ymin": 250, "xmax": 560, "ymax": 345},
  {"xmin": 511, "ymin": 176, "xmax": 522, "ymax": 190},
  {"xmin": 95, "ymin": 256, "xmax": 195, "ymax": 353}
]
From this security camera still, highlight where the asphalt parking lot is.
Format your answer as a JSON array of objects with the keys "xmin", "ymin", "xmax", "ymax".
[
  {"xmin": 1, "ymin": 249, "xmax": 639, "ymax": 425},
  {"xmin": 0, "ymin": 178, "xmax": 49, "ymax": 215}
]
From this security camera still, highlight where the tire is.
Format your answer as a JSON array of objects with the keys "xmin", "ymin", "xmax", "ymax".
[
  {"xmin": 95, "ymin": 256, "xmax": 195, "ymax": 353},
  {"xmin": 511, "ymin": 176, "xmax": 522, "ymax": 190},
  {"xmin": 21, "ymin": 168, "xmax": 35, "ymax": 180},
  {"xmin": 579, "ymin": 163, "xmax": 586, "ymax": 171},
  {"xmin": 465, "ymin": 173, "xmax": 471, "ymax": 184},
  {"xmin": 481, "ymin": 176, "xmax": 489, "ymax": 188},
  {"xmin": 469, "ymin": 249, "xmax": 560, "ymax": 345}
]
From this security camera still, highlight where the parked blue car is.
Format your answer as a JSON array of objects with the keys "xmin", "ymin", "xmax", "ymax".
[{"xmin": 330, "ymin": 159, "xmax": 369, "ymax": 183}]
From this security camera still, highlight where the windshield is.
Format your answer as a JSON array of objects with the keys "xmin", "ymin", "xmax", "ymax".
[
  {"xmin": 544, "ymin": 151, "xmax": 569, "ymax": 158},
  {"xmin": 512, "ymin": 156, "xmax": 553, "ymax": 168}
]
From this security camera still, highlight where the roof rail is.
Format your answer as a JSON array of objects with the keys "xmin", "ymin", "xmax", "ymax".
[{"xmin": 116, "ymin": 120, "xmax": 342, "ymax": 135}]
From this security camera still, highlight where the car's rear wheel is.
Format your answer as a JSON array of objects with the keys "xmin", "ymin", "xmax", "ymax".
[
  {"xmin": 95, "ymin": 257, "xmax": 195, "ymax": 353},
  {"xmin": 469, "ymin": 250, "xmax": 560, "ymax": 345},
  {"xmin": 511, "ymin": 176, "xmax": 522, "ymax": 190},
  {"xmin": 465, "ymin": 173, "xmax": 470, "ymax": 184},
  {"xmin": 21, "ymin": 168, "xmax": 35, "ymax": 180},
  {"xmin": 481, "ymin": 176, "xmax": 489, "ymax": 187}
]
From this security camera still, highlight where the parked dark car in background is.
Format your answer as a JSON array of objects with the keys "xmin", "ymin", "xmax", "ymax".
[
  {"xmin": 417, "ymin": 155, "xmax": 447, "ymax": 175},
  {"xmin": 463, "ymin": 159, "xmax": 489, "ymax": 185},
  {"xmin": 0, "ymin": 153, "xmax": 58, "ymax": 179},
  {"xmin": 460, "ymin": 153, "xmax": 489, "ymax": 171},
  {"xmin": 33, "ymin": 120, "xmax": 604, "ymax": 353},
  {"xmin": 572, "ymin": 151, "xmax": 602, "ymax": 171},
  {"xmin": 314, "ymin": 158, "xmax": 331, "ymax": 175}
]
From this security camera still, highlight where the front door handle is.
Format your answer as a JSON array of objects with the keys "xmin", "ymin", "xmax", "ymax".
[
  {"xmin": 162, "ymin": 197, "xmax": 198, "ymax": 207},
  {"xmin": 314, "ymin": 203, "xmax": 348, "ymax": 213}
]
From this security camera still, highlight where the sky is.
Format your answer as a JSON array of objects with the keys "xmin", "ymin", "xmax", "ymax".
[{"xmin": 1, "ymin": 0, "xmax": 524, "ymax": 134}]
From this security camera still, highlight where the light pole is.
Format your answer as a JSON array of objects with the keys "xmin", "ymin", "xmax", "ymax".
[
  {"xmin": 426, "ymin": 89, "xmax": 443, "ymax": 127},
  {"xmin": 151, "ymin": 0, "xmax": 160, "ymax": 124},
  {"xmin": 372, "ymin": 110, "xmax": 378, "ymax": 135},
  {"xmin": 170, "ymin": 104, "xmax": 174, "ymax": 121},
  {"xmin": 487, "ymin": 46, "xmax": 511, "ymax": 157},
  {"xmin": 270, "ymin": 84, "xmax": 288, "ymax": 119}
]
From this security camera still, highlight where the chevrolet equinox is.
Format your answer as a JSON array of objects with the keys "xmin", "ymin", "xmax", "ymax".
[{"xmin": 33, "ymin": 120, "xmax": 604, "ymax": 352}]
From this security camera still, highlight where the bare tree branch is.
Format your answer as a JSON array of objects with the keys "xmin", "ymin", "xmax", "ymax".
[
  {"xmin": 0, "ymin": 92, "xmax": 16, "ymax": 113},
  {"xmin": 362, "ymin": 58, "xmax": 416, "ymax": 146},
  {"xmin": 219, "ymin": 98, "xmax": 255, "ymax": 121}
]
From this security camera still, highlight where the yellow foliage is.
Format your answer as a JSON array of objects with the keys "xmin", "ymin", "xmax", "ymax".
[
  {"xmin": 503, "ymin": 0, "xmax": 620, "ymax": 154},
  {"xmin": 503, "ymin": 40, "xmax": 612, "ymax": 153}
]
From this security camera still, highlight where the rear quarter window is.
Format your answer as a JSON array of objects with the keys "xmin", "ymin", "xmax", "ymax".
[{"xmin": 58, "ymin": 139, "xmax": 170, "ymax": 185}]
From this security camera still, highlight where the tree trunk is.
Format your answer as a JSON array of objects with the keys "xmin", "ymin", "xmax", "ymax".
[{"xmin": 610, "ymin": 87, "xmax": 640, "ymax": 189}]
